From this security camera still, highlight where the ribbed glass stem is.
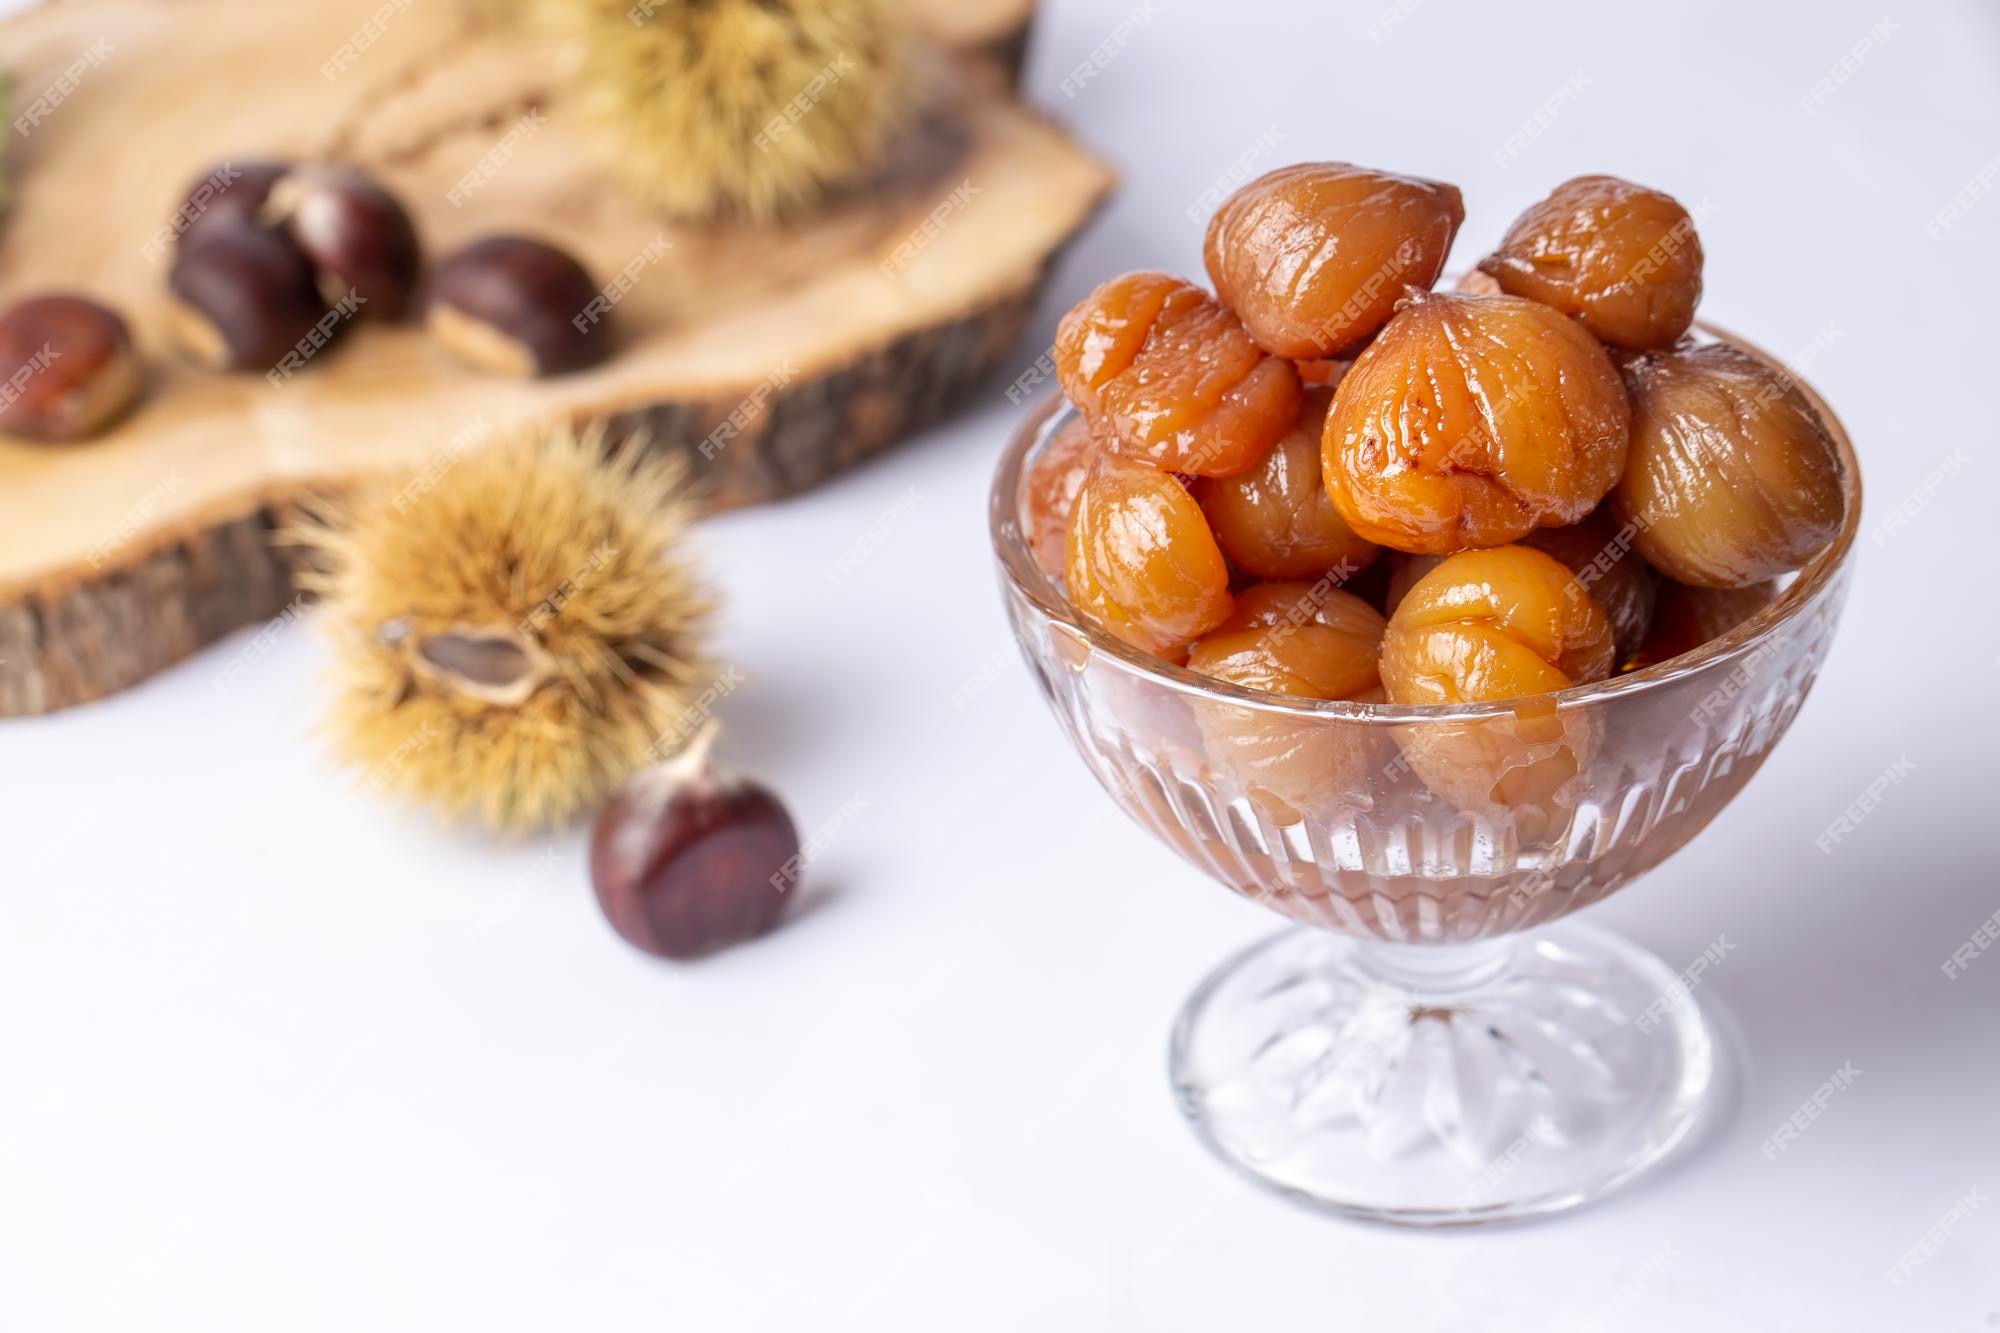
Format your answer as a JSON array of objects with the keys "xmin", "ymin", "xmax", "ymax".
[{"xmin": 1350, "ymin": 936, "xmax": 1516, "ymax": 1003}]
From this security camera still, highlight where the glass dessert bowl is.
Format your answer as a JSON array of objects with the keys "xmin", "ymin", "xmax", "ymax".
[{"xmin": 989, "ymin": 326, "xmax": 1861, "ymax": 1226}]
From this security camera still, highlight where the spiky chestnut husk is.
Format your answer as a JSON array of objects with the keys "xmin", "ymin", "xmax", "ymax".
[
  {"xmin": 557, "ymin": 0, "xmax": 910, "ymax": 222},
  {"xmin": 291, "ymin": 422, "xmax": 712, "ymax": 833}
]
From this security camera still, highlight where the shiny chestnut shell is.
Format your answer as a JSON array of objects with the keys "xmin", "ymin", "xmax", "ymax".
[
  {"xmin": 268, "ymin": 167, "xmax": 423, "ymax": 318},
  {"xmin": 171, "ymin": 159, "xmax": 293, "ymax": 253},
  {"xmin": 426, "ymin": 235, "xmax": 609, "ymax": 377},
  {"xmin": 166, "ymin": 223, "xmax": 329, "ymax": 371},
  {"xmin": 590, "ymin": 770, "xmax": 802, "ymax": 960},
  {"xmin": 0, "ymin": 294, "xmax": 144, "ymax": 441}
]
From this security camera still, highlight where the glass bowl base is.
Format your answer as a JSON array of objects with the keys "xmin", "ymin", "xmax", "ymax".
[{"xmin": 1169, "ymin": 921, "xmax": 1717, "ymax": 1226}]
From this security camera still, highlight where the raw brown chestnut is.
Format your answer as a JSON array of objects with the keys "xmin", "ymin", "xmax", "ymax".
[
  {"xmin": 0, "ymin": 294, "xmax": 144, "ymax": 441},
  {"xmin": 1479, "ymin": 175, "xmax": 1703, "ymax": 351},
  {"xmin": 426, "ymin": 235, "xmax": 609, "ymax": 377},
  {"xmin": 1611, "ymin": 343, "xmax": 1843, "ymax": 588},
  {"xmin": 1204, "ymin": 162, "xmax": 1464, "ymax": 358},
  {"xmin": 1195, "ymin": 390, "xmax": 1379, "ymax": 580},
  {"xmin": 264, "ymin": 167, "xmax": 422, "ymax": 318},
  {"xmin": 171, "ymin": 159, "xmax": 293, "ymax": 253},
  {"xmin": 1053, "ymin": 270, "xmax": 1300, "ymax": 477},
  {"xmin": 1323, "ymin": 289, "xmax": 1631, "ymax": 554},
  {"xmin": 589, "ymin": 727, "xmax": 803, "ymax": 960},
  {"xmin": 166, "ymin": 224, "xmax": 328, "ymax": 372}
]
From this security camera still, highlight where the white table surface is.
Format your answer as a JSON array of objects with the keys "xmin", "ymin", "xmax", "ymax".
[{"xmin": 4, "ymin": 1, "xmax": 1996, "ymax": 1328}]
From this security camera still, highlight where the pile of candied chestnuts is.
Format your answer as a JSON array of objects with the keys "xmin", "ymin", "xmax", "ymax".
[{"xmin": 1033, "ymin": 165, "xmax": 1846, "ymax": 742}]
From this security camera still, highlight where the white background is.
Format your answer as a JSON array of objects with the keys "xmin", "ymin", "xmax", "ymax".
[{"xmin": 4, "ymin": 1, "xmax": 1997, "ymax": 1328}]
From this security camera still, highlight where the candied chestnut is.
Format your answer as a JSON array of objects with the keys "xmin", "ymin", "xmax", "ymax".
[
  {"xmin": 1381, "ymin": 511, "xmax": 1659, "ymax": 673},
  {"xmin": 1053, "ymin": 271, "xmax": 1300, "ymax": 477},
  {"xmin": 1382, "ymin": 551, "xmax": 1445, "ymax": 615},
  {"xmin": 1065, "ymin": 451, "xmax": 1234, "ymax": 657},
  {"xmin": 1296, "ymin": 357, "xmax": 1353, "ymax": 390},
  {"xmin": 1611, "ymin": 343, "xmax": 1843, "ymax": 588},
  {"xmin": 1627, "ymin": 578, "xmax": 1777, "ymax": 671},
  {"xmin": 1479, "ymin": 175, "xmax": 1703, "ymax": 351},
  {"xmin": 1381, "ymin": 546, "xmax": 1613, "ymax": 815},
  {"xmin": 1025, "ymin": 415, "xmax": 1096, "ymax": 582},
  {"xmin": 1203, "ymin": 162, "xmax": 1464, "ymax": 358},
  {"xmin": 1522, "ymin": 509, "xmax": 1658, "ymax": 664},
  {"xmin": 0, "ymin": 294, "xmax": 143, "ymax": 441},
  {"xmin": 1195, "ymin": 390, "xmax": 1379, "ymax": 581},
  {"xmin": 1187, "ymin": 580, "xmax": 1385, "ymax": 702},
  {"xmin": 1188, "ymin": 581, "xmax": 1386, "ymax": 818},
  {"xmin": 1322, "ymin": 289, "xmax": 1630, "ymax": 554},
  {"xmin": 1327, "ymin": 548, "xmax": 1394, "ymax": 611},
  {"xmin": 1382, "ymin": 546, "xmax": 1613, "ymax": 705}
]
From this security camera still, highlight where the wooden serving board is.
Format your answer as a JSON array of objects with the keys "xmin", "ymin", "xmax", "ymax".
[{"xmin": 0, "ymin": 0, "xmax": 1110, "ymax": 715}]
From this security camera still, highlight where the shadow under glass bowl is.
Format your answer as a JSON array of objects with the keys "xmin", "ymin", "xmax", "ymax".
[{"xmin": 987, "ymin": 323, "xmax": 1862, "ymax": 1225}]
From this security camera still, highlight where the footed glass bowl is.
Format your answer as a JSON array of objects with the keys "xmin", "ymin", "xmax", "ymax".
[{"xmin": 989, "ymin": 326, "xmax": 1860, "ymax": 1225}]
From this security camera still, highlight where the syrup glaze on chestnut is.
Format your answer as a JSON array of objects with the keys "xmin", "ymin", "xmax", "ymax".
[
  {"xmin": 1522, "ymin": 509, "xmax": 1659, "ymax": 664},
  {"xmin": 1024, "ymin": 415, "xmax": 1095, "ymax": 583},
  {"xmin": 1195, "ymin": 390, "xmax": 1379, "ymax": 581},
  {"xmin": 1187, "ymin": 580, "xmax": 1386, "ymax": 703},
  {"xmin": 1054, "ymin": 270, "xmax": 1300, "ymax": 477},
  {"xmin": 1064, "ymin": 451, "xmax": 1235, "ymax": 658},
  {"xmin": 1322, "ymin": 289, "xmax": 1631, "ymax": 554},
  {"xmin": 1612, "ymin": 343, "xmax": 1843, "ymax": 588},
  {"xmin": 1380, "ymin": 545, "xmax": 1614, "ymax": 706},
  {"xmin": 1204, "ymin": 162, "xmax": 1464, "ymax": 359},
  {"xmin": 1186, "ymin": 581, "xmax": 1388, "ymax": 818},
  {"xmin": 1480, "ymin": 174, "xmax": 1704, "ymax": 351}
]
